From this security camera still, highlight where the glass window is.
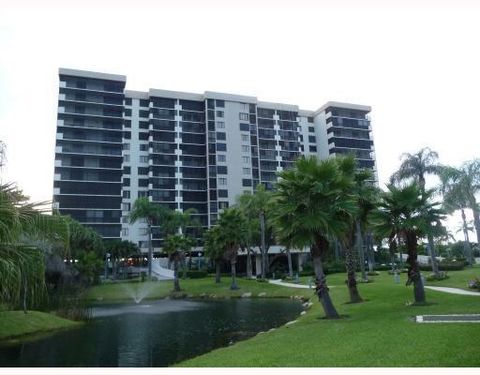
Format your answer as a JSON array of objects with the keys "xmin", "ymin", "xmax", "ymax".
[
  {"xmin": 308, "ymin": 135, "xmax": 316, "ymax": 143},
  {"xmin": 217, "ymin": 166, "xmax": 228, "ymax": 174},
  {"xmin": 216, "ymin": 132, "xmax": 226, "ymax": 141},
  {"xmin": 218, "ymin": 190, "xmax": 228, "ymax": 198},
  {"xmin": 243, "ymin": 168, "xmax": 251, "ymax": 175},
  {"xmin": 122, "ymin": 203, "xmax": 130, "ymax": 211},
  {"xmin": 216, "ymin": 143, "xmax": 227, "ymax": 152},
  {"xmin": 124, "ymin": 109, "xmax": 132, "ymax": 116},
  {"xmin": 308, "ymin": 126, "xmax": 315, "ymax": 133},
  {"xmin": 122, "ymin": 190, "xmax": 130, "ymax": 198},
  {"xmin": 216, "ymin": 100, "xmax": 225, "ymax": 108},
  {"xmin": 138, "ymin": 191, "xmax": 148, "ymax": 198},
  {"xmin": 139, "ymin": 155, "xmax": 149, "ymax": 163},
  {"xmin": 242, "ymin": 179, "xmax": 252, "ymax": 187},
  {"xmin": 239, "ymin": 113, "xmax": 249, "ymax": 121},
  {"xmin": 218, "ymin": 201, "xmax": 229, "ymax": 209},
  {"xmin": 123, "ymin": 154, "xmax": 130, "ymax": 162},
  {"xmin": 241, "ymin": 145, "xmax": 250, "ymax": 153},
  {"xmin": 241, "ymin": 134, "xmax": 249, "ymax": 142},
  {"xmin": 219, "ymin": 177, "xmax": 227, "ymax": 185},
  {"xmin": 217, "ymin": 154, "xmax": 226, "ymax": 162},
  {"xmin": 121, "ymin": 228, "xmax": 129, "ymax": 236},
  {"xmin": 216, "ymin": 110, "xmax": 224, "ymax": 118},
  {"xmin": 309, "ymin": 145, "xmax": 317, "ymax": 152},
  {"xmin": 239, "ymin": 123, "xmax": 249, "ymax": 131},
  {"xmin": 242, "ymin": 156, "xmax": 250, "ymax": 164},
  {"xmin": 216, "ymin": 121, "xmax": 225, "ymax": 129}
]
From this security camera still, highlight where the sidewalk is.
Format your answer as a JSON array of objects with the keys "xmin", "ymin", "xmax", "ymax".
[{"xmin": 424, "ymin": 286, "xmax": 480, "ymax": 296}]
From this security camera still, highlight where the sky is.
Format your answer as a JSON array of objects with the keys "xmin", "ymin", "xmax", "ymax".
[{"xmin": 0, "ymin": 0, "xmax": 479, "ymax": 239}]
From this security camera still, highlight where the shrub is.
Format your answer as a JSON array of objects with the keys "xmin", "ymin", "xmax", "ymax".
[
  {"xmin": 426, "ymin": 271, "xmax": 449, "ymax": 281},
  {"xmin": 185, "ymin": 270, "xmax": 208, "ymax": 279},
  {"xmin": 467, "ymin": 278, "xmax": 480, "ymax": 290},
  {"xmin": 367, "ymin": 271, "xmax": 380, "ymax": 276}
]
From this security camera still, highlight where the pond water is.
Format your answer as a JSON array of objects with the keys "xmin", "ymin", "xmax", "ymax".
[{"xmin": 0, "ymin": 298, "xmax": 303, "ymax": 367}]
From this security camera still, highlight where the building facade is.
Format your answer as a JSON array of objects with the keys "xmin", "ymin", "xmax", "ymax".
[{"xmin": 53, "ymin": 68, "xmax": 377, "ymax": 252}]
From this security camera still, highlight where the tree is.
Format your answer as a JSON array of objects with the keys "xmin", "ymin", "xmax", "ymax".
[
  {"xmin": 216, "ymin": 208, "xmax": 248, "ymax": 290},
  {"xmin": 237, "ymin": 184, "xmax": 272, "ymax": 279},
  {"xmin": 163, "ymin": 234, "xmax": 193, "ymax": 292},
  {"xmin": 391, "ymin": 147, "xmax": 442, "ymax": 276},
  {"xmin": 439, "ymin": 160, "xmax": 480, "ymax": 247},
  {"xmin": 371, "ymin": 183, "xmax": 443, "ymax": 304},
  {"xmin": 203, "ymin": 226, "xmax": 224, "ymax": 283},
  {"xmin": 0, "ymin": 183, "xmax": 69, "ymax": 311},
  {"xmin": 129, "ymin": 197, "xmax": 172, "ymax": 279},
  {"xmin": 104, "ymin": 240, "xmax": 139, "ymax": 279},
  {"xmin": 271, "ymin": 156, "xmax": 357, "ymax": 318}
]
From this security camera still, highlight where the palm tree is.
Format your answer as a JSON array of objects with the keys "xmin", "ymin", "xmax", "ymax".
[
  {"xmin": 237, "ymin": 184, "xmax": 271, "ymax": 279},
  {"xmin": 216, "ymin": 208, "xmax": 247, "ymax": 290},
  {"xmin": 439, "ymin": 160, "xmax": 480, "ymax": 246},
  {"xmin": 104, "ymin": 240, "xmax": 139, "ymax": 279},
  {"xmin": 129, "ymin": 197, "xmax": 171, "ymax": 279},
  {"xmin": 271, "ymin": 156, "xmax": 357, "ymax": 318},
  {"xmin": 391, "ymin": 147, "xmax": 442, "ymax": 275},
  {"xmin": 163, "ymin": 234, "xmax": 193, "ymax": 292},
  {"xmin": 203, "ymin": 226, "xmax": 224, "ymax": 283},
  {"xmin": 371, "ymin": 183, "xmax": 443, "ymax": 304},
  {"xmin": 0, "ymin": 183, "xmax": 69, "ymax": 311}
]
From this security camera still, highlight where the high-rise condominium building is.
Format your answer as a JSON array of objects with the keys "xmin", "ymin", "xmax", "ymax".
[{"xmin": 53, "ymin": 68, "xmax": 377, "ymax": 252}]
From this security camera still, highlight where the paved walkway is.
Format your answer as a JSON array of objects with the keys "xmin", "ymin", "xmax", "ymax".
[
  {"xmin": 268, "ymin": 279, "xmax": 313, "ymax": 289},
  {"xmin": 424, "ymin": 286, "xmax": 480, "ymax": 296}
]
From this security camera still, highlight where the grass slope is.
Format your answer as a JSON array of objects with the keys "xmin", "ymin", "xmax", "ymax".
[
  {"xmin": 178, "ymin": 271, "xmax": 480, "ymax": 367},
  {"xmin": 0, "ymin": 311, "xmax": 80, "ymax": 341}
]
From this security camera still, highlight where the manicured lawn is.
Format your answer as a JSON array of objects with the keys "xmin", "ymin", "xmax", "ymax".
[
  {"xmin": 86, "ymin": 277, "xmax": 312, "ymax": 303},
  {"xmin": 178, "ymin": 270, "xmax": 480, "ymax": 367},
  {"xmin": 0, "ymin": 311, "xmax": 81, "ymax": 341}
]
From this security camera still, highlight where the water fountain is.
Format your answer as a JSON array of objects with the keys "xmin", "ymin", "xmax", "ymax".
[{"xmin": 122, "ymin": 282, "xmax": 155, "ymax": 304}]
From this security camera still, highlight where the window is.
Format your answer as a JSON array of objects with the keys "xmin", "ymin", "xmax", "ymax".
[
  {"xmin": 215, "ymin": 99, "xmax": 225, "ymax": 108},
  {"xmin": 241, "ymin": 134, "xmax": 249, "ymax": 142},
  {"xmin": 139, "ymin": 144, "xmax": 148, "ymax": 151},
  {"xmin": 122, "ymin": 203, "xmax": 130, "ymax": 211},
  {"xmin": 139, "ymin": 155, "xmax": 149, "ymax": 163},
  {"xmin": 138, "ymin": 191, "xmax": 148, "ymax": 198},
  {"xmin": 308, "ymin": 135, "xmax": 316, "ymax": 143},
  {"xmin": 217, "ymin": 154, "xmax": 226, "ymax": 162},
  {"xmin": 139, "ymin": 99, "xmax": 149, "ymax": 107},
  {"xmin": 123, "ymin": 154, "xmax": 130, "ymax": 162},
  {"xmin": 242, "ymin": 179, "xmax": 252, "ymax": 187},
  {"xmin": 124, "ymin": 109, "xmax": 132, "ymax": 116},
  {"xmin": 239, "ymin": 113, "xmax": 249, "ymax": 121},
  {"xmin": 218, "ymin": 201, "xmax": 229, "ymax": 210},
  {"xmin": 239, "ymin": 103, "xmax": 249, "ymax": 111},
  {"xmin": 307, "ymin": 117, "xmax": 314, "ymax": 123},
  {"xmin": 241, "ymin": 145, "xmax": 250, "ymax": 153},
  {"xmin": 139, "ymin": 110, "xmax": 149, "ymax": 118},
  {"xmin": 121, "ymin": 216, "xmax": 129, "ymax": 223},
  {"xmin": 123, "ymin": 143, "xmax": 130, "ymax": 150},
  {"xmin": 138, "ymin": 167, "xmax": 149, "ymax": 175},
  {"xmin": 122, "ymin": 178, "xmax": 130, "ymax": 186},
  {"xmin": 123, "ymin": 166, "xmax": 131, "ymax": 174},
  {"xmin": 217, "ymin": 166, "xmax": 228, "ymax": 174},
  {"xmin": 239, "ymin": 123, "xmax": 249, "ymax": 131},
  {"xmin": 216, "ymin": 121, "xmax": 225, "ymax": 129},
  {"xmin": 243, "ymin": 168, "xmax": 251, "ymax": 175},
  {"xmin": 218, "ymin": 190, "xmax": 228, "ymax": 198},
  {"xmin": 124, "ymin": 120, "xmax": 131, "ymax": 128},
  {"xmin": 308, "ymin": 126, "xmax": 315, "ymax": 133},
  {"xmin": 309, "ymin": 145, "xmax": 317, "ymax": 152},
  {"xmin": 216, "ymin": 132, "xmax": 226, "ymax": 141},
  {"xmin": 219, "ymin": 177, "xmax": 227, "ymax": 185},
  {"xmin": 216, "ymin": 143, "xmax": 227, "ymax": 152},
  {"xmin": 121, "ymin": 228, "xmax": 129, "ymax": 236},
  {"xmin": 242, "ymin": 156, "xmax": 250, "ymax": 164},
  {"xmin": 123, "ymin": 190, "xmax": 130, "ymax": 199},
  {"xmin": 124, "ymin": 98, "xmax": 132, "ymax": 105},
  {"xmin": 216, "ymin": 110, "xmax": 224, "ymax": 118},
  {"xmin": 139, "ymin": 132, "xmax": 149, "ymax": 141},
  {"xmin": 139, "ymin": 121, "xmax": 149, "ymax": 129},
  {"xmin": 139, "ymin": 179, "xmax": 149, "ymax": 187}
]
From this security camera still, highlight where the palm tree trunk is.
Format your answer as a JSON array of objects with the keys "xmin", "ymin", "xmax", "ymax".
[
  {"xmin": 246, "ymin": 248, "xmax": 252, "ymax": 278},
  {"xmin": 334, "ymin": 239, "xmax": 340, "ymax": 261},
  {"xmin": 472, "ymin": 205, "xmax": 480, "ymax": 246},
  {"xmin": 230, "ymin": 258, "xmax": 238, "ymax": 290},
  {"xmin": 286, "ymin": 248, "xmax": 293, "ymax": 278},
  {"xmin": 389, "ymin": 236, "xmax": 397, "ymax": 271},
  {"xmin": 173, "ymin": 260, "xmax": 181, "ymax": 292},
  {"xmin": 344, "ymin": 244, "xmax": 363, "ymax": 303},
  {"xmin": 405, "ymin": 231, "xmax": 426, "ymax": 304},
  {"xmin": 312, "ymin": 235, "xmax": 340, "ymax": 319},
  {"xmin": 147, "ymin": 223, "xmax": 153, "ymax": 279},
  {"xmin": 461, "ymin": 209, "xmax": 474, "ymax": 266},
  {"xmin": 366, "ymin": 233, "xmax": 375, "ymax": 273},
  {"xmin": 23, "ymin": 275, "xmax": 28, "ymax": 314},
  {"xmin": 427, "ymin": 233, "xmax": 439, "ymax": 275},
  {"xmin": 260, "ymin": 212, "xmax": 266, "ymax": 279},
  {"xmin": 356, "ymin": 221, "xmax": 367, "ymax": 281},
  {"xmin": 215, "ymin": 260, "xmax": 221, "ymax": 283}
]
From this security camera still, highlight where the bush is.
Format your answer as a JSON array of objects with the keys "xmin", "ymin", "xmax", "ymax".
[
  {"xmin": 426, "ymin": 271, "xmax": 449, "ymax": 281},
  {"xmin": 367, "ymin": 271, "xmax": 380, "ymax": 276},
  {"xmin": 420, "ymin": 261, "xmax": 465, "ymax": 271},
  {"xmin": 185, "ymin": 270, "xmax": 208, "ymax": 279},
  {"xmin": 467, "ymin": 278, "xmax": 480, "ymax": 290}
]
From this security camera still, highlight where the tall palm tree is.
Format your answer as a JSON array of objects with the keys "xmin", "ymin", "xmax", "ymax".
[
  {"xmin": 237, "ymin": 184, "xmax": 271, "ymax": 279},
  {"xmin": 391, "ymin": 147, "xmax": 442, "ymax": 275},
  {"xmin": 216, "ymin": 208, "xmax": 247, "ymax": 290},
  {"xmin": 164, "ymin": 234, "xmax": 193, "ymax": 292},
  {"xmin": 129, "ymin": 197, "xmax": 171, "ymax": 279},
  {"xmin": 371, "ymin": 183, "xmax": 443, "ymax": 304},
  {"xmin": 271, "ymin": 156, "xmax": 357, "ymax": 318},
  {"xmin": 439, "ymin": 160, "xmax": 480, "ymax": 246},
  {"xmin": 0, "ymin": 183, "xmax": 69, "ymax": 311}
]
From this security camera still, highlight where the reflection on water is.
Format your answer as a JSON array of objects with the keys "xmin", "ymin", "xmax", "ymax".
[{"xmin": 0, "ymin": 299, "xmax": 302, "ymax": 367}]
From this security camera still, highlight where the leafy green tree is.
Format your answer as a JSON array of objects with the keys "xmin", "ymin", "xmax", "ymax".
[
  {"xmin": 271, "ymin": 156, "xmax": 357, "ymax": 318},
  {"xmin": 371, "ymin": 183, "xmax": 443, "ymax": 304},
  {"xmin": 129, "ymin": 197, "xmax": 172, "ymax": 279},
  {"xmin": 0, "ymin": 183, "xmax": 69, "ymax": 311},
  {"xmin": 203, "ymin": 226, "xmax": 224, "ymax": 283},
  {"xmin": 439, "ymin": 159, "xmax": 480, "ymax": 253},
  {"xmin": 163, "ymin": 234, "xmax": 194, "ymax": 291},
  {"xmin": 216, "ymin": 208, "xmax": 248, "ymax": 290},
  {"xmin": 237, "ymin": 184, "xmax": 272, "ymax": 279},
  {"xmin": 104, "ymin": 240, "xmax": 139, "ymax": 279},
  {"xmin": 391, "ymin": 147, "xmax": 442, "ymax": 275}
]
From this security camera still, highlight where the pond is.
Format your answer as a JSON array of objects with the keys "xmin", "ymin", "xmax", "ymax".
[{"xmin": 0, "ymin": 298, "xmax": 303, "ymax": 367}]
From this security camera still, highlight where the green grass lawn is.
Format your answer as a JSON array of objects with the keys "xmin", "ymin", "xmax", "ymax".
[
  {"xmin": 0, "ymin": 311, "xmax": 81, "ymax": 341},
  {"xmin": 177, "ymin": 269, "xmax": 480, "ymax": 367}
]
